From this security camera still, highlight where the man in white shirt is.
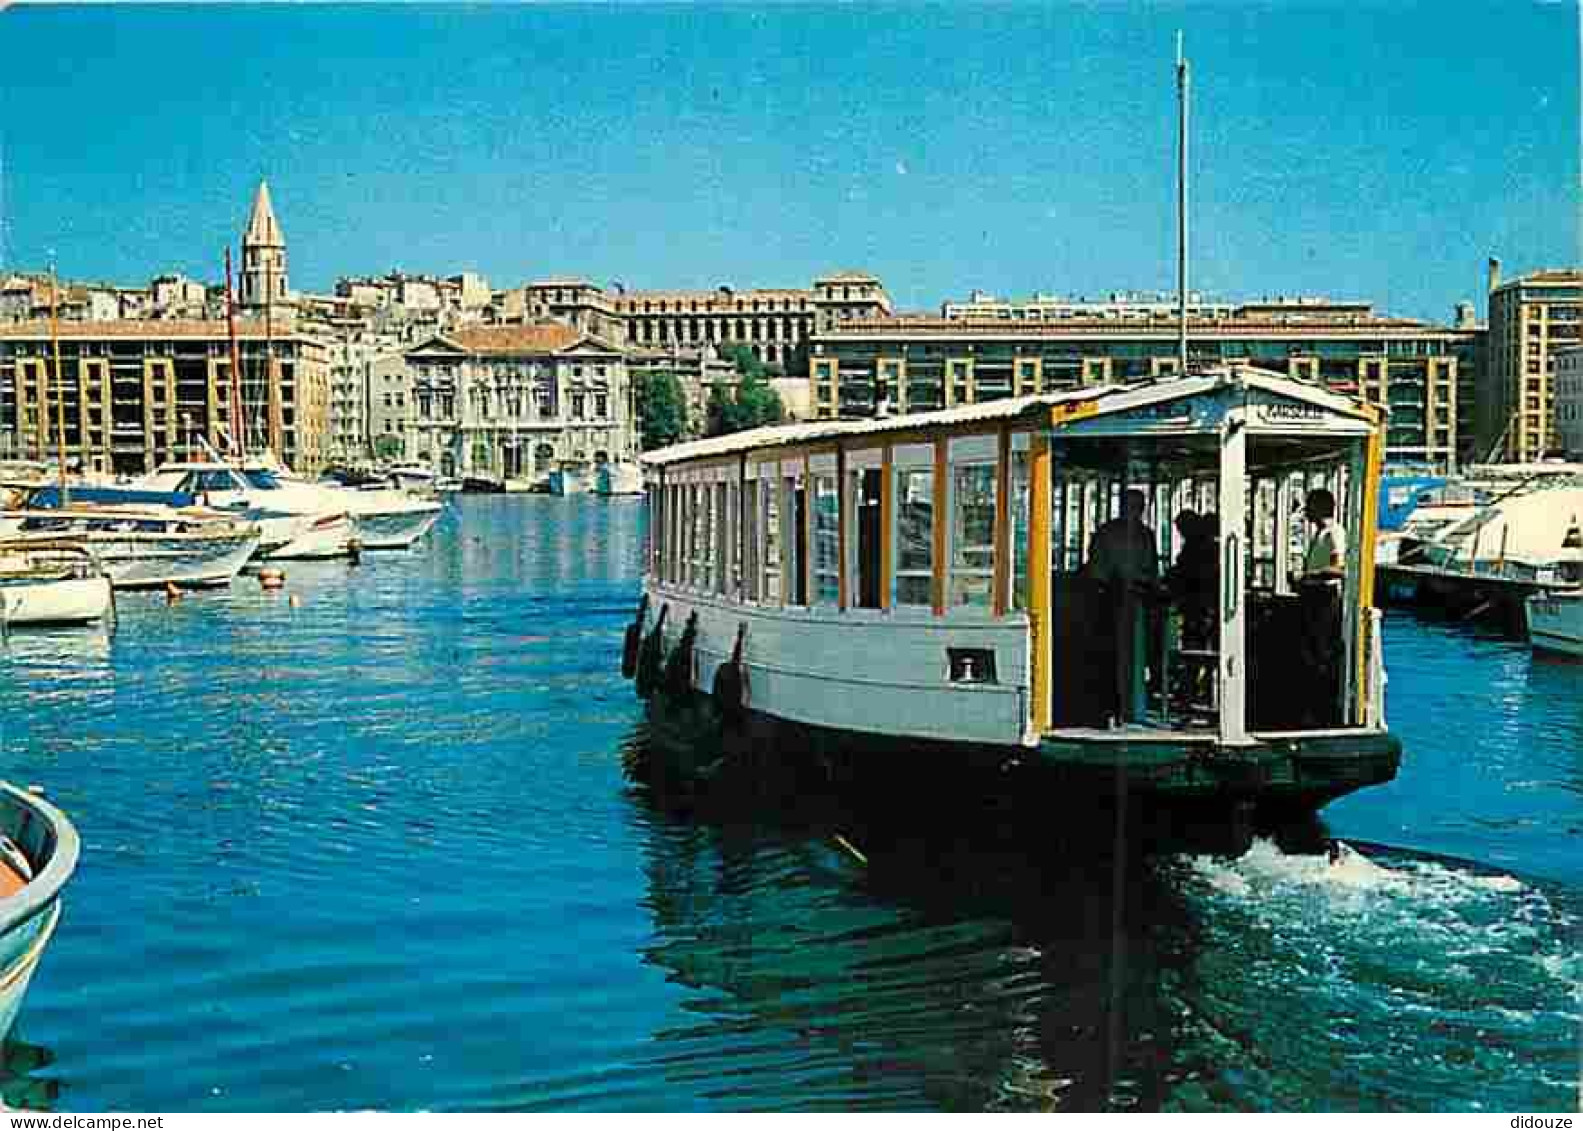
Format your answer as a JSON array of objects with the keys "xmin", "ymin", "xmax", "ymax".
[{"xmin": 1298, "ymin": 488, "xmax": 1346, "ymax": 725}]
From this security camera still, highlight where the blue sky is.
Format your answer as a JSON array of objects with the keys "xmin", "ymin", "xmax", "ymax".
[{"xmin": 1, "ymin": 2, "xmax": 1577, "ymax": 322}]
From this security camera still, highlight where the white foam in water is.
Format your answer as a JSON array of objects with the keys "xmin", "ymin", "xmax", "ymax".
[
  {"xmin": 1186, "ymin": 837, "xmax": 1528, "ymax": 905},
  {"xmin": 1177, "ymin": 838, "xmax": 1583, "ymax": 1002}
]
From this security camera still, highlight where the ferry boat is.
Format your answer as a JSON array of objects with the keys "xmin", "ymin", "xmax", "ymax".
[{"xmin": 625, "ymin": 366, "xmax": 1402, "ymax": 837}]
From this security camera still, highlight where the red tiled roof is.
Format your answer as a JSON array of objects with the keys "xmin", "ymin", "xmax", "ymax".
[{"xmin": 448, "ymin": 323, "xmax": 583, "ymax": 355}]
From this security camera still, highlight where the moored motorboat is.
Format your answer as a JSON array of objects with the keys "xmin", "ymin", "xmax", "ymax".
[
  {"xmin": 252, "ymin": 460, "xmax": 442, "ymax": 550},
  {"xmin": 135, "ymin": 461, "xmax": 356, "ymax": 561},
  {"xmin": 547, "ymin": 467, "xmax": 592, "ymax": 496},
  {"xmin": 0, "ymin": 541, "xmax": 111, "ymax": 626},
  {"xmin": 0, "ymin": 783, "xmax": 78, "ymax": 1043},
  {"xmin": 0, "ymin": 491, "xmax": 262, "ymax": 588},
  {"xmin": 596, "ymin": 461, "xmax": 645, "ymax": 497},
  {"xmin": 1526, "ymin": 588, "xmax": 1583, "ymax": 657},
  {"xmin": 1376, "ymin": 483, "xmax": 1583, "ymax": 628}
]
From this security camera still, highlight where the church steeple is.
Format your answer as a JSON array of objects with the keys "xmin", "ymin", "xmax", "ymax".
[{"xmin": 240, "ymin": 180, "xmax": 288, "ymax": 309}]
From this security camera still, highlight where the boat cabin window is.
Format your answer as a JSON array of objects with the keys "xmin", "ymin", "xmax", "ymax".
[
  {"xmin": 241, "ymin": 469, "xmax": 281, "ymax": 490},
  {"xmin": 176, "ymin": 469, "xmax": 243, "ymax": 495},
  {"xmin": 690, "ymin": 482, "xmax": 709, "ymax": 589},
  {"xmin": 812, "ymin": 468, "xmax": 840, "ymax": 606},
  {"xmin": 949, "ymin": 455, "xmax": 996, "ymax": 608},
  {"xmin": 893, "ymin": 445, "xmax": 936, "ymax": 608},
  {"xmin": 784, "ymin": 470, "xmax": 808, "ymax": 606},
  {"xmin": 761, "ymin": 470, "xmax": 782, "ymax": 602},
  {"xmin": 845, "ymin": 450, "xmax": 884, "ymax": 610},
  {"xmin": 741, "ymin": 480, "xmax": 760, "ymax": 602}
]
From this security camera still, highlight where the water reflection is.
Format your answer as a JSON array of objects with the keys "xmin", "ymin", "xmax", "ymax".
[
  {"xmin": 622, "ymin": 719, "xmax": 1580, "ymax": 1112},
  {"xmin": 622, "ymin": 721, "xmax": 1212, "ymax": 1111}
]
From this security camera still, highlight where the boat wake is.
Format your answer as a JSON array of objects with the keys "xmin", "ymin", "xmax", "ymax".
[{"xmin": 1156, "ymin": 839, "xmax": 1579, "ymax": 1110}]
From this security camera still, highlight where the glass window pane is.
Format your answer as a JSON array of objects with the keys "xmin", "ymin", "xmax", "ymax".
[
  {"xmin": 743, "ymin": 481, "xmax": 760, "ymax": 601},
  {"xmin": 950, "ymin": 462, "xmax": 996, "ymax": 608},
  {"xmin": 896, "ymin": 468, "xmax": 934, "ymax": 606},
  {"xmin": 1010, "ymin": 451, "xmax": 1030, "ymax": 610},
  {"xmin": 762, "ymin": 477, "xmax": 781, "ymax": 601},
  {"xmin": 813, "ymin": 473, "xmax": 840, "ymax": 605}
]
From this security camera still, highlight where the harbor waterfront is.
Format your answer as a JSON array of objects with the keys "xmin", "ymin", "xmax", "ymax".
[{"xmin": 0, "ymin": 498, "xmax": 1575, "ymax": 1112}]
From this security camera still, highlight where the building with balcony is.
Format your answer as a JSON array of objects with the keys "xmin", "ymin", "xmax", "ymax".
[
  {"xmin": 809, "ymin": 301, "xmax": 1471, "ymax": 469},
  {"xmin": 1480, "ymin": 264, "xmax": 1583, "ymax": 462},
  {"xmin": 0, "ymin": 319, "xmax": 330, "ymax": 474},
  {"xmin": 1555, "ymin": 344, "xmax": 1583, "ymax": 459}
]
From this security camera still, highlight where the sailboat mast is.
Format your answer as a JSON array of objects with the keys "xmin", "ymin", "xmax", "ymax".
[
  {"xmin": 1176, "ymin": 32, "xmax": 1190, "ymax": 375},
  {"xmin": 224, "ymin": 247, "xmax": 245, "ymax": 459},
  {"xmin": 49, "ymin": 266, "xmax": 68, "ymax": 503}
]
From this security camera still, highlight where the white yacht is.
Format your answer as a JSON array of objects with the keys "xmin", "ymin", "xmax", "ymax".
[
  {"xmin": 256, "ymin": 460, "xmax": 442, "ymax": 550},
  {"xmin": 137, "ymin": 461, "xmax": 355, "ymax": 560},
  {"xmin": 0, "ymin": 489, "xmax": 261, "ymax": 588}
]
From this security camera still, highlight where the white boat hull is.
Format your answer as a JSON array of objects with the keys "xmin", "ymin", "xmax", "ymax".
[
  {"xmin": 548, "ymin": 469, "xmax": 591, "ymax": 496},
  {"xmin": 1526, "ymin": 590, "xmax": 1583, "ymax": 657},
  {"xmin": 0, "ymin": 576, "xmax": 111, "ymax": 625},
  {"xmin": 263, "ymin": 513, "xmax": 356, "ymax": 560},
  {"xmin": 597, "ymin": 463, "xmax": 645, "ymax": 496},
  {"xmin": 0, "ymin": 783, "xmax": 79, "ymax": 1045},
  {"xmin": 0, "ymin": 527, "xmax": 260, "ymax": 589},
  {"xmin": 641, "ymin": 582, "xmax": 1033, "ymax": 747},
  {"xmin": 350, "ymin": 502, "xmax": 442, "ymax": 549}
]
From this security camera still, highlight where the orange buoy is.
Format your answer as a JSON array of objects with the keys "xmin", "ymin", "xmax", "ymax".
[{"xmin": 164, "ymin": 581, "xmax": 182, "ymax": 603}]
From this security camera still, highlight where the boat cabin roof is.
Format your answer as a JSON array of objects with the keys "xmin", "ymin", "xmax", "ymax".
[{"xmin": 641, "ymin": 365, "xmax": 1376, "ymax": 469}]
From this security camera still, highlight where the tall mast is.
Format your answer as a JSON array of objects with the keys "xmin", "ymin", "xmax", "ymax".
[
  {"xmin": 224, "ymin": 247, "xmax": 245, "ymax": 458},
  {"xmin": 49, "ymin": 265, "xmax": 68, "ymax": 503},
  {"xmin": 1176, "ymin": 32, "xmax": 1190, "ymax": 375}
]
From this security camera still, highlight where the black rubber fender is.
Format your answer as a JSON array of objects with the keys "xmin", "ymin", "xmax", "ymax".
[{"xmin": 635, "ymin": 603, "xmax": 669, "ymax": 700}]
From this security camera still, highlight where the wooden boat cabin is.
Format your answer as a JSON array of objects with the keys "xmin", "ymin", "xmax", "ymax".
[{"xmin": 633, "ymin": 365, "xmax": 1402, "ymax": 817}]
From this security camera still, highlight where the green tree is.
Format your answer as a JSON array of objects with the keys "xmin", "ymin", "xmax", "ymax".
[
  {"xmin": 704, "ymin": 350, "xmax": 785, "ymax": 438},
  {"xmin": 638, "ymin": 370, "xmax": 688, "ymax": 451},
  {"xmin": 718, "ymin": 342, "xmax": 767, "ymax": 381}
]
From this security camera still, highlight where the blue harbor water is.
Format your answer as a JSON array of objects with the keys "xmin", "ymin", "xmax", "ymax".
[{"xmin": 0, "ymin": 499, "xmax": 1576, "ymax": 1111}]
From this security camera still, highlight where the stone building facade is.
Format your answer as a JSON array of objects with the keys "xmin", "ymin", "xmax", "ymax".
[
  {"xmin": 1555, "ymin": 344, "xmax": 1583, "ymax": 459},
  {"xmin": 403, "ymin": 323, "xmax": 635, "ymax": 482},
  {"xmin": 1481, "ymin": 265, "xmax": 1583, "ymax": 462}
]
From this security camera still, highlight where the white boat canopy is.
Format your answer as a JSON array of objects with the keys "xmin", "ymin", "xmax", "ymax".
[{"xmin": 641, "ymin": 364, "xmax": 1377, "ymax": 467}]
